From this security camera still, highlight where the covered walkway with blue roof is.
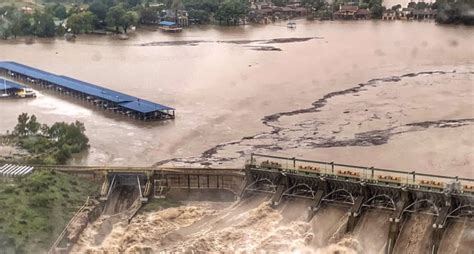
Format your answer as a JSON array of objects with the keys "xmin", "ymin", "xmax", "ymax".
[
  {"xmin": 1, "ymin": 78, "xmax": 27, "ymax": 91},
  {"xmin": 0, "ymin": 61, "xmax": 175, "ymax": 121}
]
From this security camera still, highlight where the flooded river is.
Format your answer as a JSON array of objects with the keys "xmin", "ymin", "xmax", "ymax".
[{"xmin": 0, "ymin": 20, "xmax": 473, "ymax": 177}]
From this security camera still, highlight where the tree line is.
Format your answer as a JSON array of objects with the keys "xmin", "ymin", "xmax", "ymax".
[
  {"xmin": 8, "ymin": 113, "xmax": 89, "ymax": 165},
  {"xmin": 0, "ymin": 0, "xmax": 471, "ymax": 39},
  {"xmin": 434, "ymin": 0, "xmax": 474, "ymax": 25},
  {"xmin": 0, "ymin": 0, "xmax": 251, "ymax": 39}
]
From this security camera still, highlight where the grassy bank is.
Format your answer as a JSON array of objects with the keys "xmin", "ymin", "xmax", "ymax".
[{"xmin": 0, "ymin": 170, "xmax": 99, "ymax": 253}]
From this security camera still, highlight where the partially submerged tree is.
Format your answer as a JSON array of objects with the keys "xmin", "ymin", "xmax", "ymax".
[
  {"xmin": 67, "ymin": 11, "xmax": 96, "ymax": 34},
  {"xmin": 10, "ymin": 113, "xmax": 89, "ymax": 164},
  {"xmin": 215, "ymin": 0, "xmax": 249, "ymax": 25},
  {"xmin": 106, "ymin": 4, "xmax": 127, "ymax": 33},
  {"xmin": 106, "ymin": 5, "xmax": 138, "ymax": 33}
]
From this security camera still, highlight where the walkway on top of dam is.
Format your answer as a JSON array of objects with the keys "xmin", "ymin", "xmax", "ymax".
[{"xmin": 0, "ymin": 61, "xmax": 175, "ymax": 121}]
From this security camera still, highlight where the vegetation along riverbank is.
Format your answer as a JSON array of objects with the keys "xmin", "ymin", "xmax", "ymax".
[
  {"xmin": 0, "ymin": 170, "xmax": 99, "ymax": 253},
  {"xmin": 0, "ymin": 113, "xmax": 89, "ymax": 165},
  {"xmin": 0, "ymin": 0, "xmax": 472, "ymax": 40}
]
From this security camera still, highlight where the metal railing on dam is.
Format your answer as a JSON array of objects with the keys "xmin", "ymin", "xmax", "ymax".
[{"xmin": 37, "ymin": 156, "xmax": 473, "ymax": 254}]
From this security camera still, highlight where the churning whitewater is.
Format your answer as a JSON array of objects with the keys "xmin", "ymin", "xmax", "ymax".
[{"xmin": 72, "ymin": 195, "xmax": 374, "ymax": 254}]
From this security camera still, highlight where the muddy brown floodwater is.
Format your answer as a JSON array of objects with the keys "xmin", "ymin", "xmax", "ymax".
[
  {"xmin": 0, "ymin": 21, "xmax": 473, "ymax": 178},
  {"xmin": 3, "ymin": 20, "xmax": 471, "ymax": 253}
]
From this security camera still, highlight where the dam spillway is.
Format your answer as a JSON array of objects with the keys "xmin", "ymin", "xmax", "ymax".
[
  {"xmin": 0, "ymin": 61, "xmax": 175, "ymax": 121},
  {"xmin": 240, "ymin": 154, "xmax": 474, "ymax": 254},
  {"xmin": 38, "ymin": 155, "xmax": 474, "ymax": 254}
]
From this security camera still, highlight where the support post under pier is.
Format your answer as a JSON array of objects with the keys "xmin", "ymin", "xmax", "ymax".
[
  {"xmin": 346, "ymin": 195, "xmax": 365, "ymax": 233},
  {"xmin": 386, "ymin": 190, "xmax": 409, "ymax": 254},
  {"xmin": 430, "ymin": 198, "xmax": 452, "ymax": 254},
  {"xmin": 271, "ymin": 174, "xmax": 289, "ymax": 207}
]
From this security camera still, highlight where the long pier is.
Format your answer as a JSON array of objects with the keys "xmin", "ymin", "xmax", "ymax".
[
  {"xmin": 34, "ymin": 155, "xmax": 473, "ymax": 254},
  {"xmin": 0, "ymin": 61, "xmax": 175, "ymax": 121}
]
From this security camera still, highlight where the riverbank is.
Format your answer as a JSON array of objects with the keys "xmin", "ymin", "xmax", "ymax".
[
  {"xmin": 0, "ymin": 135, "xmax": 28, "ymax": 164},
  {"xmin": 0, "ymin": 170, "xmax": 99, "ymax": 253}
]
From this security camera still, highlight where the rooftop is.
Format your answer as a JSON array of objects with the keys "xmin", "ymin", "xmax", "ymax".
[
  {"xmin": 340, "ymin": 5, "xmax": 359, "ymax": 12},
  {"xmin": 159, "ymin": 21, "xmax": 177, "ymax": 26},
  {"xmin": 0, "ymin": 61, "xmax": 174, "ymax": 114},
  {"xmin": 1, "ymin": 78, "xmax": 27, "ymax": 91}
]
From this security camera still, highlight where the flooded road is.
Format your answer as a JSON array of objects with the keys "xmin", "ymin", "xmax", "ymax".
[{"xmin": 0, "ymin": 21, "xmax": 473, "ymax": 177}]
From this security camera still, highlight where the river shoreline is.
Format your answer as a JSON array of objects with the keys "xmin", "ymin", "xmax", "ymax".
[
  {"xmin": 0, "ymin": 20, "xmax": 472, "ymax": 172},
  {"xmin": 0, "ymin": 19, "xmax": 441, "ymax": 45}
]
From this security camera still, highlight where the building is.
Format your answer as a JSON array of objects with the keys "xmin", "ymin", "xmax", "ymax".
[
  {"xmin": 400, "ymin": 8, "xmax": 414, "ymax": 20},
  {"xmin": 382, "ymin": 9, "xmax": 397, "ymax": 20},
  {"xmin": 412, "ymin": 9, "xmax": 436, "ymax": 20},
  {"xmin": 333, "ymin": 5, "xmax": 359, "ymax": 19},
  {"xmin": 334, "ymin": 5, "xmax": 370, "ymax": 20},
  {"xmin": 355, "ymin": 8, "xmax": 370, "ymax": 19},
  {"xmin": 158, "ymin": 21, "xmax": 183, "ymax": 32},
  {"xmin": 162, "ymin": 9, "xmax": 189, "ymax": 27}
]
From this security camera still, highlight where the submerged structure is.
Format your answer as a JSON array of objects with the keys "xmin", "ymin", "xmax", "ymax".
[
  {"xmin": 0, "ymin": 78, "xmax": 36, "ymax": 98},
  {"xmin": 0, "ymin": 61, "xmax": 175, "ymax": 121}
]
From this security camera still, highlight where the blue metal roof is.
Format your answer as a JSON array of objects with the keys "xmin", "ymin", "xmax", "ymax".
[
  {"xmin": 120, "ymin": 100, "xmax": 173, "ymax": 114},
  {"xmin": 159, "ymin": 21, "xmax": 176, "ymax": 26},
  {"xmin": 0, "ymin": 78, "xmax": 27, "ymax": 91},
  {"xmin": 0, "ymin": 61, "xmax": 175, "ymax": 113}
]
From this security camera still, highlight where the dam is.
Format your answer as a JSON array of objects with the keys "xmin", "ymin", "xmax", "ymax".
[{"xmin": 38, "ymin": 154, "xmax": 473, "ymax": 254}]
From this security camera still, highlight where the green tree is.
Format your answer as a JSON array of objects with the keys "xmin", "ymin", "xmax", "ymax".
[
  {"xmin": 187, "ymin": 9, "xmax": 211, "ymax": 23},
  {"xmin": 54, "ymin": 5, "xmax": 68, "ymax": 19},
  {"xmin": 106, "ymin": 4, "xmax": 127, "ymax": 32},
  {"xmin": 14, "ymin": 113, "xmax": 30, "ymax": 137},
  {"xmin": 139, "ymin": 7, "xmax": 160, "ymax": 24},
  {"xmin": 16, "ymin": 14, "xmax": 32, "ymax": 36},
  {"xmin": 391, "ymin": 4, "xmax": 401, "ymax": 11},
  {"xmin": 301, "ymin": 0, "xmax": 324, "ymax": 11},
  {"xmin": 128, "ymin": 0, "xmax": 142, "ymax": 7},
  {"xmin": 435, "ymin": 0, "xmax": 474, "ymax": 25},
  {"xmin": 272, "ymin": 0, "xmax": 287, "ymax": 7},
  {"xmin": 67, "ymin": 11, "xmax": 96, "ymax": 34},
  {"xmin": 415, "ymin": 2, "xmax": 429, "ymax": 9},
  {"xmin": 32, "ymin": 11, "xmax": 56, "ymax": 37},
  {"xmin": 106, "ymin": 5, "xmax": 138, "ymax": 33},
  {"xmin": 407, "ymin": 2, "xmax": 416, "ymax": 8},
  {"xmin": 215, "ymin": 0, "xmax": 249, "ymax": 26},
  {"xmin": 67, "ymin": 13, "xmax": 84, "ymax": 34},
  {"xmin": 369, "ymin": 0, "xmax": 385, "ymax": 19},
  {"xmin": 89, "ymin": 0, "xmax": 108, "ymax": 22},
  {"xmin": 121, "ymin": 11, "xmax": 138, "ymax": 33},
  {"xmin": 26, "ymin": 115, "xmax": 40, "ymax": 135}
]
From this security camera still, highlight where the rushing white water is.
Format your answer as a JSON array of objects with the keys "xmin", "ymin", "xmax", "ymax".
[{"xmin": 69, "ymin": 196, "xmax": 387, "ymax": 253}]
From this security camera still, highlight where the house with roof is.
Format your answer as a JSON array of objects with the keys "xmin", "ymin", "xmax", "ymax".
[
  {"xmin": 161, "ymin": 9, "xmax": 189, "ymax": 27},
  {"xmin": 400, "ymin": 8, "xmax": 414, "ymax": 20},
  {"xmin": 333, "ymin": 5, "xmax": 369, "ymax": 20},
  {"xmin": 412, "ymin": 9, "xmax": 436, "ymax": 20},
  {"xmin": 382, "ymin": 9, "xmax": 397, "ymax": 20},
  {"xmin": 355, "ymin": 8, "xmax": 370, "ymax": 19}
]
